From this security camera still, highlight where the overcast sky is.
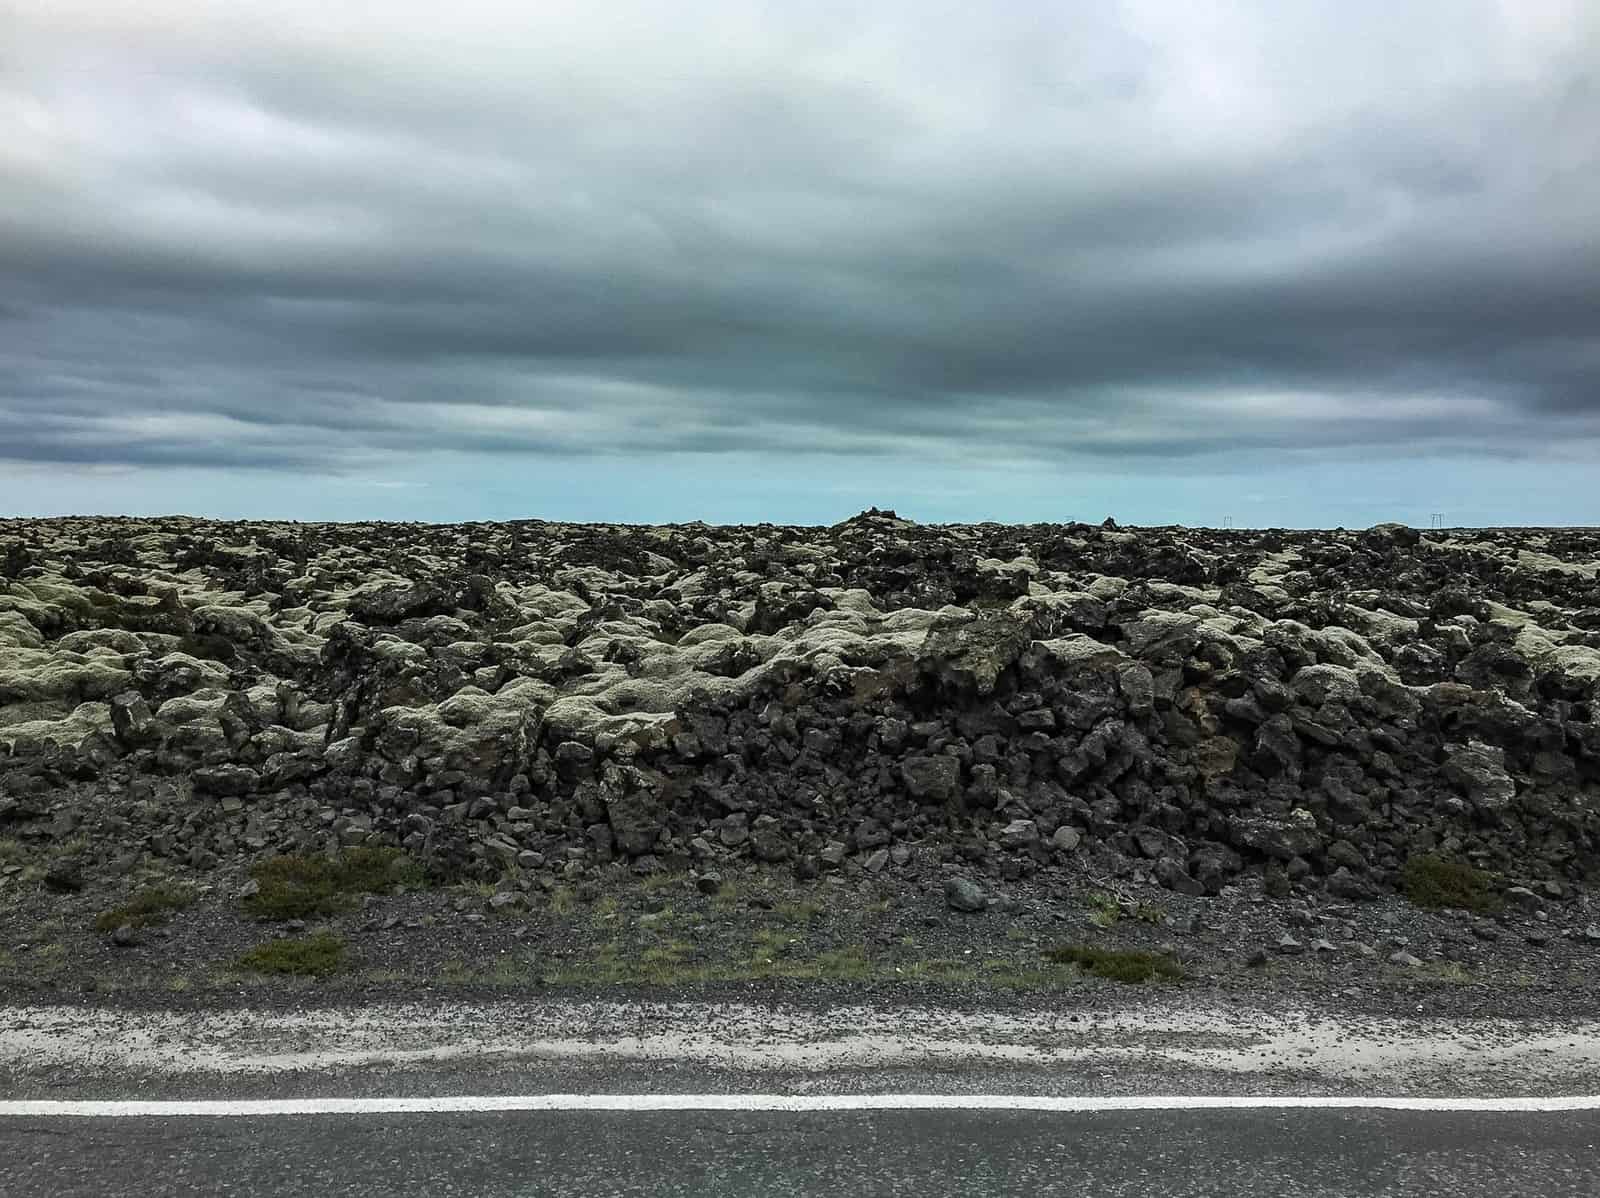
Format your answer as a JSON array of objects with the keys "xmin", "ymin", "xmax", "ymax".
[{"xmin": 2, "ymin": 1, "xmax": 1598, "ymax": 526}]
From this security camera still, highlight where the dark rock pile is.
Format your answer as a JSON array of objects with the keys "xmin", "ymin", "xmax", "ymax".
[{"xmin": 2, "ymin": 512, "xmax": 1598, "ymax": 901}]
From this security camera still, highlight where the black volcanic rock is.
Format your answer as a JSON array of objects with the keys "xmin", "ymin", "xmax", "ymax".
[{"xmin": 0, "ymin": 514, "xmax": 1597, "ymax": 902}]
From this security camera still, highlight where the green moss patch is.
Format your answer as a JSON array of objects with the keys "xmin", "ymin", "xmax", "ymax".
[
  {"xmin": 1402, "ymin": 854, "xmax": 1500, "ymax": 913},
  {"xmin": 236, "ymin": 933, "xmax": 346, "ymax": 978},
  {"xmin": 94, "ymin": 883, "xmax": 196, "ymax": 931},
  {"xmin": 243, "ymin": 846, "xmax": 422, "ymax": 921},
  {"xmin": 1044, "ymin": 944, "xmax": 1184, "ymax": 983}
]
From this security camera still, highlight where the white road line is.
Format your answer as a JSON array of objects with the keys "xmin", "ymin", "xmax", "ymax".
[{"xmin": 2, "ymin": 1094, "xmax": 1599, "ymax": 1118}]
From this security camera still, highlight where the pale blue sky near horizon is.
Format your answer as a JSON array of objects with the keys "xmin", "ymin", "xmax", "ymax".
[
  {"xmin": 3, "ymin": 2, "xmax": 1597, "ymax": 525},
  {"xmin": 1, "ymin": 451, "xmax": 1592, "ymax": 529}
]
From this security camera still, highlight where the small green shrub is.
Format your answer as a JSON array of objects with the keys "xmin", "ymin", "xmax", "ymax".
[
  {"xmin": 640, "ymin": 870, "xmax": 687, "ymax": 894},
  {"xmin": 1133, "ymin": 903, "xmax": 1167, "ymax": 926},
  {"xmin": 243, "ymin": 846, "xmax": 422, "ymax": 921},
  {"xmin": 236, "ymin": 933, "xmax": 346, "ymax": 977},
  {"xmin": 1402, "ymin": 854, "xmax": 1500, "ymax": 913},
  {"xmin": 94, "ymin": 883, "xmax": 196, "ymax": 931},
  {"xmin": 243, "ymin": 857, "xmax": 342, "ymax": 920},
  {"xmin": 808, "ymin": 947, "xmax": 873, "ymax": 981},
  {"xmin": 338, "ymin": 845, "xmax": 424, "ymax": 891},
  {"xmin": 1084, "ymin": 892, "xmax": 1122, "ymax": 928},
  {"xmin": 775, "ymin": 901, "xmax": 822, "ymax": 926},
  {"xmin": 1045, "ymin": 945, "xmax": 1183, "ymax": 984}
]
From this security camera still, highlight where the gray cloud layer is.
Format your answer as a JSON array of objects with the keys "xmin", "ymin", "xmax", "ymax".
[{"xmin": 2, "ymin": 0, "xmax": 1598, "ymax": 479}]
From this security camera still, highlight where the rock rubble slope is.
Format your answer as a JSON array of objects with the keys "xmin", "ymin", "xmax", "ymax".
[{"xmin": 2, "ymin": 512, "xmax": 1598, "ymax": 903}]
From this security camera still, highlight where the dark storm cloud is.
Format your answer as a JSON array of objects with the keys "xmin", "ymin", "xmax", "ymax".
[{"xmin": 1, "ymin": 0, "xmax": 1598, "ymax": 477}]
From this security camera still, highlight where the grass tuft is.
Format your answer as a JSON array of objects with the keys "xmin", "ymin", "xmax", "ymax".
[
  {"xmin": 1413, "ymin": 960, "xmax": 1474, "ymax": 985},
  {"xmin": 236, "ymin": 933, "xmax": 346, "ymax": 977},
  {"xmin": 1133, "ymin": 903, "xmax": 1167, "ymax": 926},
  {"xmin": 752, "ymin": 945, "xmax": 872, "ymax": 982},
  {"xmin": 750, "ymin": 927, "xmax": 796, "ymax": 959},
  {"xmin": 1085, "ymin": 892, "xmax": 1122, "ymax": 928},
  {"xmin": 1401, "ymin": 854, "xmax": 1500, "ymax": 913},
  {"xmin": 1044, "ymin": 944, "xmax": 1183, "ymax": 984},
  {"xmin": 775, "ymin": 901, "xmax": 822, "ymax": 926},
  {"xmin": 243, "ymin": 847, "xmax": 422, "ymax": 921},
  {"xmin": 640, "ymin": 870, "xmax": 686, "ymax": 894},
  {"xmin": 94, "ymin": 883, "xmax": 196, "ymax": 931}
]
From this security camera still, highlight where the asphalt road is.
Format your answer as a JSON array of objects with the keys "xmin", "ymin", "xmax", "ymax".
[
  {"xmin": 6, "ymin": 1001, "xmax": 1600, "ymax": 1196},
  {"xmin": 5, "ymin": 1106, "xmax": 1599, "ymax": 1197}
]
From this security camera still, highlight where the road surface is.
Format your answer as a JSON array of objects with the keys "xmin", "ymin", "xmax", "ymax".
[
  {"xmin": 4, "ymin": 999, "xmax": 1598, "ymax": 1196},
  {"xmin": 5, "ymin": 1100, "xmax": 1599, "ymax": 1197}
]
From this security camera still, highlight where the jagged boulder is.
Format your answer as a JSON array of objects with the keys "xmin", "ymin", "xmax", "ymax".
[{"xmin": 1443, "ymin": 741, "xmax": 1518, "ymax": 813}]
